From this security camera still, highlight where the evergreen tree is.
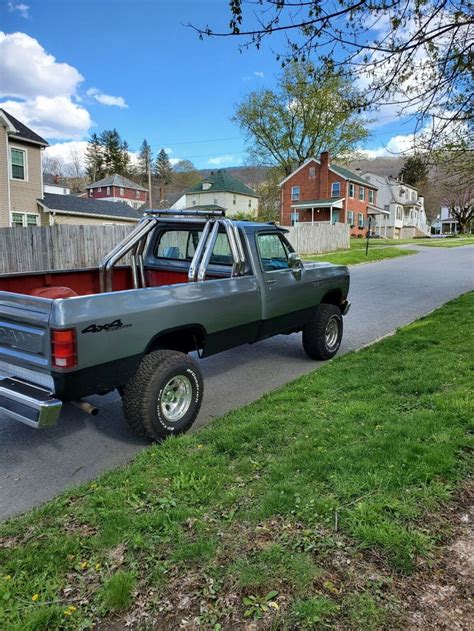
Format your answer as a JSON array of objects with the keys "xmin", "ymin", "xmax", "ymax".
[
  {"xmin": 154, "ymin": 149, "xmax": 172, "ymax": 200},
  {"xmin": 399, "ymin": 156, "xmax": 429, "ymax": 188},
  {"xmin": 100, "ymin": 129, "xmax": 126, "ymax": 175},
  {"xmin": 138, "ymin": 139, "xmax": 153, "ymax": 183},
  {"xmin": 84, "ymin": 133, "xmax": 104, "ymax": 182}
]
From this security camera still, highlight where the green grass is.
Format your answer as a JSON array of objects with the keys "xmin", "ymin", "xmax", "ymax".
[
  {"xmin": 306, "ymin": 246, "xmax": 416, "ymax": 265},
  {"xmin": 1, "ymin": 293, "xmax": 473, "ymax": 629},
  {"xmin": 414, "ymin": 236, "xmax": 474, "ymax": 248},
  {"xmin": 349, "ymin": 235, "xmax": 474, "ymax": 250}
]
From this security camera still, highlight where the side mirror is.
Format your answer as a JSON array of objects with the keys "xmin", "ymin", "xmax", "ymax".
[{"xmin": 288, "ymin": 252, "xmax": 303, "ymax": 279}]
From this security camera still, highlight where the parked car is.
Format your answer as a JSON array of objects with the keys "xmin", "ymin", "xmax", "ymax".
[{"xmin": 0, "ymin": 211, "xmax": 350, "ymax": 441}]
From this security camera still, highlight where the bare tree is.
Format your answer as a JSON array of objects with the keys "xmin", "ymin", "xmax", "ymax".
[{"xmin": 192, "ymin": 0, "xmax": 473, "ymax": 152}]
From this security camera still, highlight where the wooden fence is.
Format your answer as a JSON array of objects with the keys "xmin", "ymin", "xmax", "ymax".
[
  {"xmin": 0, "ymin": 225, "xmax": 134, "ymax": 274},
  {"xmin": 0, "ymin": 222, "xmax": 349, "ymax": 274},
  {"xmin": 286, "ymin": 222, "xmax": 350, "ymax": 255}
]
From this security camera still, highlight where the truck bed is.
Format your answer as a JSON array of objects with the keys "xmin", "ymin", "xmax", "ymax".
[{"xmin": 0, "ymin": 265, "xmax": 224, "ymax": 297}]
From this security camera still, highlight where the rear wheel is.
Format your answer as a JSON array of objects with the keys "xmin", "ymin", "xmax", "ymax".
[
  {"xmin": 302, "ymin": 304, "xmax": 343, "ymax": 360},
  {"xmin": 122, "ymin": 350, "xmax": 203, "ymax": 441}
]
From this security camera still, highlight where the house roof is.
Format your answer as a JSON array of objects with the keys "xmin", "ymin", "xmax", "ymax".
[
  {"xmin": 291, "ymin": 198, "xmax": 344, "ymax": 208},
  {"xmin": 279, "ymin": 158, "xmax": 377, "ymax": 188},
  {"xmin": 183, "ymin": 204, "xmax": 226, "ymax": 211},
  {"xmin": 0, "ymin": 109, "xmax": 49, "ymax": 146},
  {"xmin": 186, "ymin": 170, "xmax": 258, "ymax": 197},
  {"xmin": 39, "ymin": 193, "xmax": 141, "ymax": 221},
  {"xmin": 86, "ymin": 174, "xmax": 148, "ymax": 192},
  {"xmin": 43, "ymin": 173, "xmax": 69, "ymax": 188}
]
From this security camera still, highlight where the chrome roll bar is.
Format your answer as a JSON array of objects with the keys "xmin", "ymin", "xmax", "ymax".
[
  {"xmin": 188, "ymin": 219, "xmax": 213, "ymax": 282},
  {"xmin": 197, "ymin": 221, "xmax": 220, "ymax": 282},
  {"xmin": 99, "ymin": 217, "xmax": 156, "ymax": 293},
  {"xmin": 99, "ymin": 212, "xmax": 247, "ymax": 291}
]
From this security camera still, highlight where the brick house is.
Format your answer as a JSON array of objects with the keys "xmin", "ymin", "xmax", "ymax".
[
  {"xmin": 279, "ymin": 152, "xmax": 386, "ymax": 236},
  {"xmin": 85, "ymin": 174, "xmax": 148, "ymax": 210}
]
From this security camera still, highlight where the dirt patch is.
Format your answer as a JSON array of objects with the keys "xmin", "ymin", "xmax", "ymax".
[{"xmin": 403, "ymin": 484, "xmax": 473, "ymax": 630}]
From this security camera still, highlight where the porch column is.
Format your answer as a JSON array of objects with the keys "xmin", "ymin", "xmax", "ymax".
[
  {"xmin": 311, "ymin": 207, "xmax": 314, "ymax": 224},
  {"xmin": 330, "ymin": 206, "xmax": 333, "ymax": 224}
]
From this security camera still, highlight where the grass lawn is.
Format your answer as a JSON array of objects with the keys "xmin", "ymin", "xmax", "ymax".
[
  {"xmin": 349, "ymin": 235, "xmax": 474, "ymax": 250},
  {"xmin": 414, "ymin": 236, "xmax": 474, "ymax": 248},
  {"xmin": 306, "ymin": 246, "xmax": 416, "ymax": 266},
  {"xmin": 1, "ymin": 294, "xmax": 473, "ymax": 629}
]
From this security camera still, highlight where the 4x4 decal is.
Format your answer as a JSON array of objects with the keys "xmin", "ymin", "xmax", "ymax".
[{"xmin": 81, "ymin": 319, "xmax": 132, "ymax": 334}]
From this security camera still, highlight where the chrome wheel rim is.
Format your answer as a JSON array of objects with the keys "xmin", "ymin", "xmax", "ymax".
[
  {"xmin": 325, "ymin": 316, "xmax": 339, "ymax": 349},
  {"xmin": 160, "ymin": 375, "xmax": 193, "ymax": 422}
]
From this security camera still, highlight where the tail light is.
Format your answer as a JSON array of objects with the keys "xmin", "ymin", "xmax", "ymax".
[{"xmin": 51, "ymin": 329, "xmax": 77, "ymax": 369}]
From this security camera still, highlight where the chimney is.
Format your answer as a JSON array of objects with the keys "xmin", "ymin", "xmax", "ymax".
[
  {"xmin": 320, "ymin": 151, "xmax": 330, "ymax": 198},
  {"xmin": 54, "ymin": 174, "xmax": 60, "ymax": 184}
]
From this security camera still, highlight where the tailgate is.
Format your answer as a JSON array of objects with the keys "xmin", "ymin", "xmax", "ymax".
[{"xmin": 0, "ymin": 291, "xmax": 53, "ymax": 372}]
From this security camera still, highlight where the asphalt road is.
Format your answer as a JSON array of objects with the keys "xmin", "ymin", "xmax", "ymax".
[{"xmin": 1, "ymin": 245, "xmax": 473, "ymax": 521}]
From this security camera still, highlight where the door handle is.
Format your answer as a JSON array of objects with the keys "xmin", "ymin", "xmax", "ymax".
[{"xmin": 267, "ymin": 279, "xmax": 277, "ymax": 286}]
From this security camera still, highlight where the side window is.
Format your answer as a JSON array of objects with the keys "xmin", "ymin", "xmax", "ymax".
[
  {"xmin": 155, "ymin": 230, "xmax": 233, "ymax": 266},
  {"xmin": 257, "ymin": 233, "xmax": 290, "ymax": 271},
  {"xmin": 156, "ymin": 230, "xmax": 200, "ymax": 260}
]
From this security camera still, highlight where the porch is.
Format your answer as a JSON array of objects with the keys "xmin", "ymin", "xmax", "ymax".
[{"xmin": 290, "ymin": 198, "xmax": 344, "ymax": 226}]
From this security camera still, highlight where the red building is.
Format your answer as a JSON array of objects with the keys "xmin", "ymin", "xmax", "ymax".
[
  {"xmin": 85, "ymin": 174, "xmax": 147, "ymax": 211},
  {"xmin": 280, "ymin": 152, "xmax": 383, "ymax": 236}
]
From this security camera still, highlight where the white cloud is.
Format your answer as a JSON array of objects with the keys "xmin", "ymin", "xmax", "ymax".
[
  {"xmin": 208, "ymin": 154, "xmax": 235, "ymax": 165},
  {"xmin": 254, "ymin": 71, "xmax": 264, "ymax": 78},
  {"xmin": 0, "ymin": 32, "xmax": 83, "ymax": 99},
  {"xmin": 1, "ymin": 96, "xmax": 91, "ymax": 139},
  {"xmin": 0, "ymin": 32, "xmax": 92, "ymax": 139},
  {"xmin": 43, "ymin": 140, "xmax": 88, "ymax": 170},
  {"xmin": 86, "ymin": 88, "xmax": 127, "ymax": 108},
  {"xmin": 8, "ymin": 2, "xmax": 30, "ymax": 18}
]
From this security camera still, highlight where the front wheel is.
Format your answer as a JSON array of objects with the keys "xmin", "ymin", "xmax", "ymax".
[
  {"xmin": 302, "ymin": 304, "xmax": 343, "ymax": 360},
  {"xmin": 122, "ymin": 350, "xmax": 203, "ymax": 441}
]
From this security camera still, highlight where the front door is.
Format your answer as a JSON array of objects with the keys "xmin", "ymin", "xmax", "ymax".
[{"xmin": 332, "ymin": 209, "xmax": 340, "ymax": 224}]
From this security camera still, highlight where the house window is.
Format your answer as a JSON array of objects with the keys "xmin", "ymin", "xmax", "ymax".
[
  {"xmin": 347, "ymin": 211, "xmax": 354, "ymax": 226},
  {"xmin": 291, "ymin": 186, "xmax": 300, "ymax": 201},
  {"xmin": 359, "ymin": 186, "xmax": 365, "ymax": 201},
  {"xmin": 358, "ymin": 213, "xmax": 364, "ymax": 228},
  {"xmin": 136, "ymin": 190, "xmax": 140, "ymax": 199},
  {"xmin": 233, "ymin": 195, "xmax": 236, "ymax": 205},
  {"xmin": 192, "ymin": 200, "xmax": 196, "ymax": 205},
  {"xmin": 331, "ymin": 182, "xmax": 341, "ymax": 197},
  {"xmin": 349, "ymin": 183, "xmax": 355, "ymax": 198},
  {"xmin": 368, "ymin": 189, "xmax": 374, "ymax": 204},
  {"xmin": 11, "ymin": 148, "xmax": 26, "ymax": 180},
  {"xmin": 214, "ymin": 198, "xmax": 218, "ymax": 205},
  {"xmin": 248, "ymin": 199, "xmax": 252, "ymax": 208},
  {"xmin": 119, "ymin": 187, "xmax": 124, "ymax": 196},
  {"xmin": 411, "ymin": 191, "xmax": 416, "ymax": 201},
  {"xmin": 309, "ymin": 166, "xmax": 315, "ymax": 179},
  {"xmin": 98, "ymin": 187, "xmax": 102, "ymax": 192},
  {"xmin": 107, "ymin": 187, "xmax": 111, "ymax": 196},
  {"xmin": 89, "ymin": 189, "xmax": 93, "ymax": 197},
  {"xmin": 11, "ymin": 212, "xmax": 39, "ymax": 227},
  {"xmin": 396, "ymin": 206, "xmax": 402, "ymax": 220}
]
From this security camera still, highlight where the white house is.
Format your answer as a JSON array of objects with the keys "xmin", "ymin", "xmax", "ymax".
[
  {"xmin": 362, "ymin": 173, "xmax": 429, "ymax": 238},
  {"xmin": 172, "ymin": 170, "xmax": 259, "ymax": 216}
]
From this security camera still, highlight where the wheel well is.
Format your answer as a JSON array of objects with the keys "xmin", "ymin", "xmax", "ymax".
[
  {"xmin": 321, "ymin": 289, "xmax": 342, "ymax": 306},
  {"xmin": 145, "ymin": 326, "xmax": 206, "ymax": 355}
]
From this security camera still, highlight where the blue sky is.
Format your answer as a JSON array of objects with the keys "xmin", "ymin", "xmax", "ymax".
[{"xmin": 1, "ymin": 0, "xmax": 415, "ymax": 168}]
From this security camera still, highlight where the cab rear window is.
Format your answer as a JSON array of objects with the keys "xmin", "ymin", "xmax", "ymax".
[{"xmin": 154, "ymin": 229, "xmax": 233, "ymax": 266}]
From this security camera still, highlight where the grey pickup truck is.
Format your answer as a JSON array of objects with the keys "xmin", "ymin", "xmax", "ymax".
[{"xmin": 0, "ymin": 210, "xmax": 350, "ymax": 441}]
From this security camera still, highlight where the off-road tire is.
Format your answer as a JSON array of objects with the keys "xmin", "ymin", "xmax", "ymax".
[
  {"xmin": 122, "ymin": 350, "xmax": 203, "ymax": 441},
  {"xmin": 302, "ymin": 304, "xmax": 343, "ymax": 360}
]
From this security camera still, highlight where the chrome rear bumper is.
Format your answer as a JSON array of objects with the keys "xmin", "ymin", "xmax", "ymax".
[{"xmin": 0, "ymin": 375, "xmax": 62, "ymax": 429}]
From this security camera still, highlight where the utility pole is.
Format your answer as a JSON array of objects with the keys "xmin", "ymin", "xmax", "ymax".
[{"xmin": 147, "ymin": 157, "xmax": 153, "ymax": 208}]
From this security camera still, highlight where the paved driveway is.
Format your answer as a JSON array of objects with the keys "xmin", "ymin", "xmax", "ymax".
[{"xmin": 1, "ymin": 245, "xmax": 473, "ymax": 521}]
